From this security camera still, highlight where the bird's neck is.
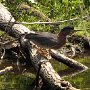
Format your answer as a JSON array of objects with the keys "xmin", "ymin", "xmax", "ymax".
[{"xmin": 57, "ymin": 32, "xmax": 67, "ymax": 45}]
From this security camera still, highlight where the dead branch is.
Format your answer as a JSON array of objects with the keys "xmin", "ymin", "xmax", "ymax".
[
  {"xmin": 51, "ymin": 50, "xmax": 88, "ymax": 70},
  {"xmin": 0, "ymin": 66, "xmax": 13, "ymax": 75},
  {"xmin": 50, "ymin": 50, "xmax": 88, "ymax": 77},
  {"xmin": 0, "ymin": 40, "xmax": 18, "ymax": 49},
  {"xmin": 0, "ymin": 15, "xmax": 88, "ymax": 25}
]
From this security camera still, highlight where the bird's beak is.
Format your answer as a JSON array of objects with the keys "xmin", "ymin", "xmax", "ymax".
[
  {"xmin": 74, "ymin": 30, "xmax": 82, "ymax": 32},
  {"xmin": 71, "ymin": 30, "xmax": 82, "ymax": 33}
]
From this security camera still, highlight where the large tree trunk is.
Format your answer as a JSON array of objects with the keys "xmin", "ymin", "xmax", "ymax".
[{"xmin": 0, "ymin": 3, "xmax": 87, "ymax": 90}]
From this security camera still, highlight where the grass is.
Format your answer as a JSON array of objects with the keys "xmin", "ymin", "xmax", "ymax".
[{"xmin": 0, "ymin": 73, "xmax": 35, "ymax": 90}]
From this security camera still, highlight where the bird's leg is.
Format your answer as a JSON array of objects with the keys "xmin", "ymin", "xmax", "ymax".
[
  {"xmin": 31, "ymin": 42, "xmax": 51, "ymax": 59},
  {"xmin": 37, "ymin": 48, "xmax": 51, "ymax": 60},
  {"xmin": 49, "ymin": 49, "xmax": 52, "ymax": 55}
]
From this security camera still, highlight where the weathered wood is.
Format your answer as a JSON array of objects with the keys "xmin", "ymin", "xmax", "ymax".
[
  {"xmin": 51, "ymin": 50, "xmax": 88, "ymax": 77},
  {"xmin": 0, "ymin": 66, "xmax": 13, "ymax": 75},
  {"xmin": 51, "ymin": 50, "xmax": 88, "ymax": 70},
  {"xmin": 29, "ymin": 48, "xmax": 76, "ymax": 90},
  {"xmin": 0, "ymin": 3, "xmax": 81, "ymax": 90}
]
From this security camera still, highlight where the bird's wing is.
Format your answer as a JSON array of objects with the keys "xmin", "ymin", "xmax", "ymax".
[
  {"xmin": 25, "ymin": 32, "xmax": 57, "ymax": 40},
  {"xmin": 37, "ymin": 32, "xmax": 57, "ymax": 38},
  {"xmin": 25, "ymin": 32, "xmax": 58, "ymax": 47}
]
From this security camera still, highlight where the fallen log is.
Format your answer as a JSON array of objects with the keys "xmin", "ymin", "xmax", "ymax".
[
  {"xmin": 51, "ymin": 50, "xmax": 88, "ymax": 70},
  {"xmin": 51, "ymin": 50, "xmax": 88, "ymax": 77}
]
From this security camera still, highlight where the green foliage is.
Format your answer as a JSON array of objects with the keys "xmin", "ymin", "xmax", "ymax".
[{"xmin": 1, "ymin": 0, "xmax": 90, "ymax": 34}]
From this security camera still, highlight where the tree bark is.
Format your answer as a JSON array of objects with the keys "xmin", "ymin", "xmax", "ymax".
[{"xmin": 51, "ymin": 50, "xmax": 88, "ymax": 70}]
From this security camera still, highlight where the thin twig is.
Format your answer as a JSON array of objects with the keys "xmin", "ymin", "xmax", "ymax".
[{"xmin": 0, "ymin": 15, "xmax": 89, "ymax": 25}]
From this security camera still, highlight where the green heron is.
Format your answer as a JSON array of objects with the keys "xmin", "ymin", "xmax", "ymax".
[
  {"xmin": 25, "ymin": 26, "xmax": 80, "ymax": 49},
  {"xmin": 24, "ymin": 26, "xmax": 80, "ymax": 87}
]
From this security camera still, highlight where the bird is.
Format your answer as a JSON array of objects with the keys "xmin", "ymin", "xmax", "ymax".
[
  {"xmin": 25, "ymin": 26, "xmax": 80, "ymax": 49},
  {"xmin": 24, "ymin": 26, "xmax": 81, "ymax": 86}
]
